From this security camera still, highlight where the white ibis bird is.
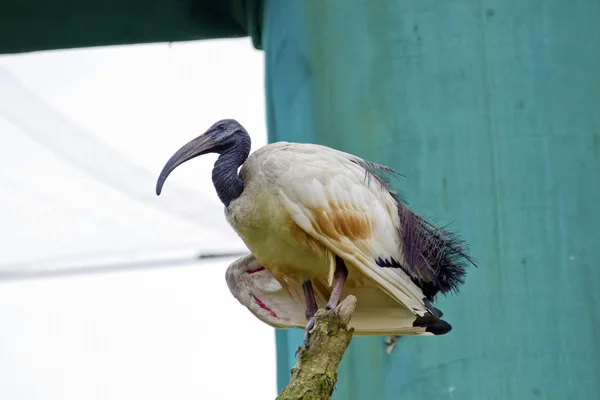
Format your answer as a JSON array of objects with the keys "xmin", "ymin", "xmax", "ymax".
[{"xmin": 156, "ymin": 119, "xmax": 476, "ymax": 346}]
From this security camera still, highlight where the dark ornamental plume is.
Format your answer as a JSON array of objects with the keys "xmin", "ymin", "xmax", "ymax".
[{"xmin": 354, "ymin": 158, "xmax": 477, "ymax": 300}]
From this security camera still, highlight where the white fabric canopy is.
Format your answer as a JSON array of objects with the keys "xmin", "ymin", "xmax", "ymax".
[
  {"xmin": 0, "ymin": 40, "xmax": 277, "ymax": 400},
  {"xmin": 0, "ymin": 42, "xmax": 268, "ymax": 277}
]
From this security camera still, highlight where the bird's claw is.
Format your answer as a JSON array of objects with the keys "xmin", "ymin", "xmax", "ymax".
[
  {"xmin": 325, "ymin": 303, "xmax": 338, "ymax": 316},
  {"xmin": 297, "ymin": 305, "xmax": 340, "ymax": 355},
  {"xmin": 299, "ymin": 316, "xmax": 316, "ymax": 353}
]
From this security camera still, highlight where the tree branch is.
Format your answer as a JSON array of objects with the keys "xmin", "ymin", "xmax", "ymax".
[{"xmin": 277, "ymin": 295, "xmax": 357, "ymax": 400}]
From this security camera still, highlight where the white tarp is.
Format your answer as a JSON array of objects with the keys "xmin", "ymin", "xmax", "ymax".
[
  {"xmin": 0, "ymin": 40, "xmax": 271, "ymax": 276},
  {"xmin": 0, "ymin": 39, "xmax": 277, "ymax": 400}
]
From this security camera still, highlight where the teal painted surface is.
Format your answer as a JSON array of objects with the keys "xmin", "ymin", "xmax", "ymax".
[{"xmin": 263, "ymin": 0, "xmax": 600, "ymax": 399}]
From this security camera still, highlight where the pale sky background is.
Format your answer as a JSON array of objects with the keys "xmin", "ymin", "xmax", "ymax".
[{"xmin": 0, "ymin": 38, "xmax": 278, "ymax": 399}]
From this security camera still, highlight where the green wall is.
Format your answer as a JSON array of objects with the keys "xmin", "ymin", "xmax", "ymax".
[
  {"xmin": 0, "ymin": 0, "xmax": 263, "ymax": 54},
  {"xmin": 263, "ymin": 1, "xmax": 600, "ymax": 399}
]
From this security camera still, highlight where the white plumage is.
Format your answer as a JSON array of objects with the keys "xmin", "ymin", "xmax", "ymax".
[
  {"xmin": 156, "ymin": 119, "xmax": 475, "ymax": 344},
  {"xmin": 226, "ymin": 142, "xmax": 431, "ymax": 317}
]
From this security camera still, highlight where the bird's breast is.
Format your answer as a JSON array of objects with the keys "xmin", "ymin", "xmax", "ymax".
[{"xmin": 225, "ymin": 183, "xmax": 332, "ymax": 284}]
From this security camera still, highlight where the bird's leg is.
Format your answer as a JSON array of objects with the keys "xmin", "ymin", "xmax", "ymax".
[
  {"xmin": 302, "ymin": 280, "xmax": 318, "ymax": 348},
  {"xmin": 302, "ymin": 280, "xmax": 318, "ymax": 321},
  {"xmin": 325, "ymin": 256, "xmax": 348, "ymax": 315}
]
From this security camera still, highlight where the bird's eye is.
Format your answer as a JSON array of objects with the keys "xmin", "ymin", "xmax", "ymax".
[{"xmin": 217, "ymin": 124, "xmax": 226, "ymax": 130}]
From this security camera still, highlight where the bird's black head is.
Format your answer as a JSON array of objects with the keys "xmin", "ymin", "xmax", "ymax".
[
  {"xmin": 155, "ymin": 119, "xmax": 250, "ymax": 196},
  {"xmin": 204, "ymin": 119, "xmax": 247, "ymax": 152}
]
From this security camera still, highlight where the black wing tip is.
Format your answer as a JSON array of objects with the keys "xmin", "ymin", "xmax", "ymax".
[
  {"xmin": 423, "ymin": 298, "xmax": 444, "ymax": 318},
  {"xmin": 412, "ymin": 313, "xmax": 438, "ymax": 328},
  {"xmin": 412, "ymin": 312, "xmax": 452, "ymax": 335},
  {"xmin": 425, "ymin": 320, "xmax": 452, "ymax": 335}
]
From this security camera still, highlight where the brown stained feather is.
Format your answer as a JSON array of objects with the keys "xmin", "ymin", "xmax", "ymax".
[
  {"xmin": 306, "ymin": 205, "xmax": 373, "ymax": 287},
  {"xmin": 309, "ymin": 203, "xmax": 372, "ymax": 242},
  {"xmin": 286, "ymin": 213, "xmax": 367, "ymax": 289}
]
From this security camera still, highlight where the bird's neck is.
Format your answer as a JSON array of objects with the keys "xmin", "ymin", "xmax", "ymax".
[{"xmin": 212, "ymin": 135, "xmax": 251, "ymax": 207}]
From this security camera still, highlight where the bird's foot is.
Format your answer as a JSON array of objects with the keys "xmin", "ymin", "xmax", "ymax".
[
  {"xmin": 300, "ymin": 316, "xmax": 316, "ymax": 351},
  {"xmin": 324, "ymin": 302, "xmax": 339, "ymax": 316},
  {"xmin": 322, "ymin": 256, "xmax": 347, "ymax": 317},
  {"xmin": 384, "ymin": 335, "xmax": 400, "ymax": 355}
]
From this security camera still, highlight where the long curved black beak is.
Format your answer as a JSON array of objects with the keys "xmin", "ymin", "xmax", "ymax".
[{"xmin": 155, "ymin": 132, "xmax": 215, "ymax": 196}]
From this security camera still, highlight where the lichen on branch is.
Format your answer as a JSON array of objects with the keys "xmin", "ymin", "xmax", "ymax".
[{"xmin": 277, "ymin": 295, "xmax": 357, "ymax": 400}]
